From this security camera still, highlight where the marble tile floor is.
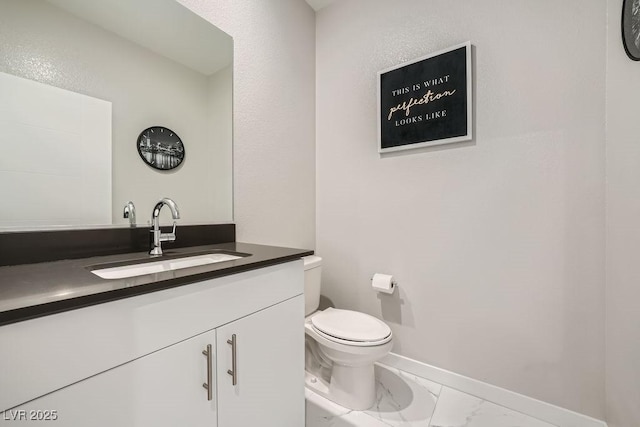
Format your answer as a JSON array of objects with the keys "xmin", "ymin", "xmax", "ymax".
[{"xmin": 305, "ymin": 364, "xmax": 557, "ymax": 427}]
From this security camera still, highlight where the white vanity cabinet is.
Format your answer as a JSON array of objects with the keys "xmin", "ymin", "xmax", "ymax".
[{"xmin": 0, "ymin": 261, "xmax": 305, "ymax": 427}]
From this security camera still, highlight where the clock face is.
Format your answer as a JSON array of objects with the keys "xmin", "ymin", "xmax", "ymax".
[{"xmin": 136, "ymin": 126, "xmax": 185, "ymax": 170}]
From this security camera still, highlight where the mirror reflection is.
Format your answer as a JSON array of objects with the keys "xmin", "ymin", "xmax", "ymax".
[{"xmin": 0, "ymin": 0, "xmax": 233, "ymax": 230}]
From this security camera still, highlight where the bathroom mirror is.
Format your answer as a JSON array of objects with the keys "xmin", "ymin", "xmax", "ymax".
[{"xmin": 0, "ymin": 0, "xmax": 233, "ymax": 230}]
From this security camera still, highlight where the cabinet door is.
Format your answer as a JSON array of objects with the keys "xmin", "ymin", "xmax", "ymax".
[
  {"xmin": 2, "ymin": 330, "xmax": 217, "ymax": 427},
  {"xmin": 216, "ymin": 295, "xmax": 304, "ymax": 427}
]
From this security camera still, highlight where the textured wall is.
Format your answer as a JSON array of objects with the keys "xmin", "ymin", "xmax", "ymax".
[
  {"xmin": 605, "ymin": 0, "xmax": 640, "ymax": 426},
  {"xmin": 179, "ymin": 0, "xmax": 316, "ymax": 249},
  {"xmin": 316, "ymin": 0, "xmax": 606, "ymax": 417},
  {"xmin": 207, "ymin": 65, "xmax": 233, "ymax": 222},
  {"xmin": 0, "ymin": 0, "xmax": 231, "ymax": 226}
]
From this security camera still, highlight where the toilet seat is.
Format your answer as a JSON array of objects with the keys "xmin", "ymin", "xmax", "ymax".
[{"xmin": 310, "ymin": 308, "xmax": 392, "ymax": 347}]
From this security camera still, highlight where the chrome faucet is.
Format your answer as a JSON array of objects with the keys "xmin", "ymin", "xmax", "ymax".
[
  {"xmin": 149, "ymin": 198, "xmax": 180, "ymax": 256},
  {"xmin": 123, "ymin": 201, "xmax": 136, "ymax": 227}
]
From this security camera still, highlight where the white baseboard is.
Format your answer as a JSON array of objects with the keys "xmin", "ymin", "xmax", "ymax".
[{"xmin": 380, "ymin": 353, "xmax": 607, "ymax": 427}]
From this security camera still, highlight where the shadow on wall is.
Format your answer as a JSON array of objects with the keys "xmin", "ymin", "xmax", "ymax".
[
  {"xmin": 318, "ymin": 295, "xmax": 335, "ymax": 311},
  {"xmin": 377, "ymin": 288, "xmax": 413, "ymax": 327},
  {"xmin": 380, "ymin": 139, "xmax": 475, "ymax": 159}
]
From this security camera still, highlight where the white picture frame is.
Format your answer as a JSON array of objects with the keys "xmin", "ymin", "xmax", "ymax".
[{"xmin": 378, "ymin": 41, "xmax": 473, "ymax": 154}]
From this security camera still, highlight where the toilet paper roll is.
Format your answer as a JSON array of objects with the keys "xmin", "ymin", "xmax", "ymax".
[{"xmin": 372, "ymin": 273, "xmax": 395, "ymax": 294}]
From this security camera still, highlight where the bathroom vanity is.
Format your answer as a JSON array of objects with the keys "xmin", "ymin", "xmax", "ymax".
[{"xmin": 0, "ymin": 237, "xmax": 312, "ymax": 426}]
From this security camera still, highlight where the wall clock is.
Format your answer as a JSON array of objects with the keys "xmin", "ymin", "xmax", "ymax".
[
  {"xmin": 137, "ymin": 126, "xmax": 185, "ymax": 171},
  {"xmin": 622, "ymin": 0, "xmax": 640, "ymax": 61}
]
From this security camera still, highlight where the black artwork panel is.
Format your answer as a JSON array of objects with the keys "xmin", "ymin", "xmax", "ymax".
[{"xmin": 380, "ymin": 46, "xmax": 468, "ymax": 150}]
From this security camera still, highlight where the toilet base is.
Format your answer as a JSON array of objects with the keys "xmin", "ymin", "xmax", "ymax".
[
  {"xmin": 330, "ymin": 363, "xmax": 377, "ymax": 410},
  {"xmin": 305, "ymin": 370, "xmax": 331, "ymax": 397},
  {"xmin": 305, "ymin": 363, "xmax": 377, "ymax": 411}
]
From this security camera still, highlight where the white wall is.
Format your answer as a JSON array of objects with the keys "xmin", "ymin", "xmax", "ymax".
[
  {"xmin": 207, "ymin": 65, "xmax": 234, "ymax": 222},
  {"xmin": 605, "ymin": 1, "xmax": 640, "ymax": 426},
  {"xmin": 316, "ymin": 0, "xmax": 606, "ymax": 418},
  {"xmin": 179, "ymin": 0, "xmax": 316, "ymax": 249},
  {"xmin": 0, "ymin": 0, "xmax": 232, "ymax": 227},
  {"xmin": 0, "ymin": 72, "xmax": 111, "ymax": 228}
]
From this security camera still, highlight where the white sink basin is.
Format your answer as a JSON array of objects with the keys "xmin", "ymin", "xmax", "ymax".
[{"xmin": 92, "ymin": 253, "xmax": 242, "ymax": 279}]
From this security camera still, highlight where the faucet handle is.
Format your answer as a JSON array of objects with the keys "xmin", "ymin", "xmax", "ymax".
[{"xmin": 159, "ymin": 222, "xmax": 177, "ymax": 243}]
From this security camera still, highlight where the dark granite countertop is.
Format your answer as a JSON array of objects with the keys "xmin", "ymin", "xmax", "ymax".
[{"xmin": 0, "ymin": 242, "xmax": 313, "ymax": 326}]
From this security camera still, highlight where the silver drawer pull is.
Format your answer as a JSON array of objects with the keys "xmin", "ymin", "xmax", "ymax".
[
  {"xmin": 227, "ymin": 334, "xmax": 237, "ymax": 386},
  {"xmin": 202, "ymin": 344, "xmax": 213, "ymax": 401}
]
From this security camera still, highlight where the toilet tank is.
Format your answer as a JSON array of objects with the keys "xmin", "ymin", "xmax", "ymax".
[{"xmin": 303, "ymin": 255, "xmax": 322, "ymax": 316}]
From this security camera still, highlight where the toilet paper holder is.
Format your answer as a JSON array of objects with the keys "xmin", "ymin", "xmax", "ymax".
[{"xmin": 371, "ymin": 273, "xmax": 397, "ymax": 294}]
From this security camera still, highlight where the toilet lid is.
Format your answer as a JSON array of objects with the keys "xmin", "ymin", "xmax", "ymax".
[{"xmin": 311, "ymin": 308, "xmax": 391, "ymax": 343}]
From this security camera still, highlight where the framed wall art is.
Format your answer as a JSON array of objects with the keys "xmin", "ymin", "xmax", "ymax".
[
  {"xmin": 378, "ymin": 41, "xmax": 473, "ymax": 153},
  {"xmin": 622, "ymin": 0, "xmax": 640, "ymax": 61}
]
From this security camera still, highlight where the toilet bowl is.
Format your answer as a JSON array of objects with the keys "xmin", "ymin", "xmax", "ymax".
[{"xmin": 303, "ymin": 256, "xmax": 393, "ymax": 410}]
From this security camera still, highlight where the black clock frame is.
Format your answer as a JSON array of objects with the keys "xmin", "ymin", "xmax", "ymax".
[
  {"xmin": 622, "ymin": 0, "xmax": 640, "ymax": 61},
  {"xmin": 136, "ymin": 126, "xmax": 185, "ymax": 171}
]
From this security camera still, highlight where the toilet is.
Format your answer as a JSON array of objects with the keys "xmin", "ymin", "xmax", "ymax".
[{"xmin": 303, "ymin": 255, "xmax": 393, "ymax": 410}]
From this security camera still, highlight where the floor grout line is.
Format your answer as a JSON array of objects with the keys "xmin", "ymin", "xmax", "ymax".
[{"xmin": 426, "ymin": 389, "xmax": 440, "ymax": 427}]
